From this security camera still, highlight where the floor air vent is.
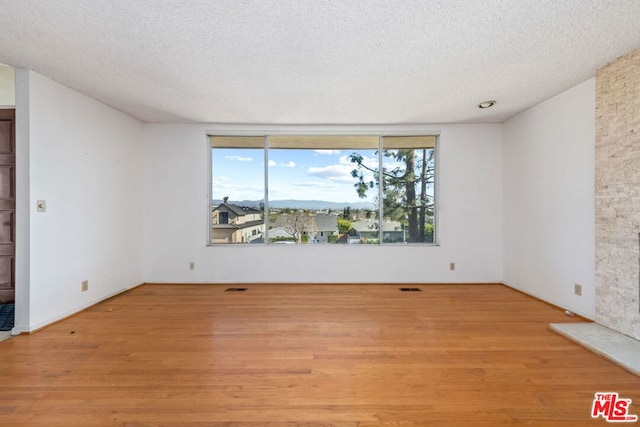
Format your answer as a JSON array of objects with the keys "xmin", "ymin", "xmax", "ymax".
[
  {"xmin": 399, "ymin": 287, "xmax": 422, "ymax": 292},
  {"xmin": 225, "ymin": 288, "xmax": 247, "ymax": 292}
]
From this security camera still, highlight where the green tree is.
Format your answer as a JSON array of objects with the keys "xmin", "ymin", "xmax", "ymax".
[
  {"xmin": 337, "ymin": 218, "xmax": 353, "ymax": 234},
  {"xmin": 342, "ymin": 206, "xmax": 351, "ymax": 220},
  {"xmin": 350, "ymin": 148, "xmax": 434, "ymax": 242}
]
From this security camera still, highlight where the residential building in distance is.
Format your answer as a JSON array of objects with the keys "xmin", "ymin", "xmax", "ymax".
[
  {"xmin": 211, "ymin": 203, "xmax": 264, "ymax": 243},
  {"xmin": 352, "ymin": 219, "xmax": 404, "ymax": 243},
  {"xmin": 311, "ymin": 214, "xmax": 339, "ymax": 243}
]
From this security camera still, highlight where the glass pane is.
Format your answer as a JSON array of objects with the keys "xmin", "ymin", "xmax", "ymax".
[
  {"xmin": 211, "ymin": 148, "xmax": 265, "ymax": 244},
  {"xmin": 267, "ymin": 145, "xmax": 378, "ymax": 244},
  {"xmin": 380, "ymin": 138, "xmax": 435, "ymax": 243},
  {"xmin": 209, "ymin": 134, "xmax": 437, "ymax": 246}
]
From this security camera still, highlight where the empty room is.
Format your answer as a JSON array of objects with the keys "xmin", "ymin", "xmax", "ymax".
[{"xmin": 0, "ymin": 1, "xmax": 639, "ymax": 425}]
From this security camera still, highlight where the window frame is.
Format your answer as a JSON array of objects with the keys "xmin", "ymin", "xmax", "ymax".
[{"xmin": 207, "ymin": 128, "xmax": 440, "ymax": 246}]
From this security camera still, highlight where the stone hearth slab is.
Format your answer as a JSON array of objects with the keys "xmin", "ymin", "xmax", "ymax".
[{"xmin": 550, "ymin": 322, "xmax": 640, "ymax": 376}]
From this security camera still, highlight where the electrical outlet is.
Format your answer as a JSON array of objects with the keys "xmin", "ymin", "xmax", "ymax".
[
  {"xmin": 82, "ymin": 280, "xmax": 89, "ymax": 292},
  {"xmin": 449, "ymin": 262, "xmax": 455, "ymax": 271},
  {"xmin": 574, "ymin": 283, "xmax": 582, "ymax": 296},
  {"xmin": 189, "ymin": 262, "xmax": 195, "ymax": 270}
]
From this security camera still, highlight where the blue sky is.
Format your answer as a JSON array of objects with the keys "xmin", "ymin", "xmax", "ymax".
[{"xmin": 212, "ymin": 148, "xmax": 379, "ymax": 203}]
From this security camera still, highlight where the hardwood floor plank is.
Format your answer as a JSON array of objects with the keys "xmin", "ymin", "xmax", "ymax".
[{"xmin": 0, "ymin": 284, "xmax": 638, "ymax": 426}]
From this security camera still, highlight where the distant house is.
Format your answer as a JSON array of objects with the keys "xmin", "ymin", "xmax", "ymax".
[
  {"xmin": 266, "ymin": 226, "xmax": 294, "ymax": 242},
  {"xmin": 312, "ymin": 214, "xmax": 339, "ymax": 243},
  {"xmin": 351, "ymin": 219, "xmax": 404, "ymax": 243},
  {"xmin": 211, "ymin": 203, "xmax": 264, "ymax": 243},
  {"xmin": 269, "ymin": 213, "xmax": 338, "ymax": 243}
]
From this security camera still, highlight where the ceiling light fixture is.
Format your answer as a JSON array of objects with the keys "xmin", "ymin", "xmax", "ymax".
[{"xmin": 477, "ymin": 100, "xmax": 496, "ymax": 109}]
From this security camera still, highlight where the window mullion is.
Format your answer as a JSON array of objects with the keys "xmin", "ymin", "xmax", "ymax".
[
  {"xmin": 264, "ymin": 135, "xmax": 269, "ymax": 244},
  {"xmin": 378, "ymin": 136, "xmax": 384, "ymax": 244}
]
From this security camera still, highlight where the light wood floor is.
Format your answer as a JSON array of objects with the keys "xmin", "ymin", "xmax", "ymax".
[{"xmin": 0, "ymin": 284, "xmax": 639, "ymax": 426}]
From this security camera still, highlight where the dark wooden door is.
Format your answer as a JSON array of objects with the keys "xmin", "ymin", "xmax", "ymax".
[{"xmin": 0, "ymin": 110, "xmax": 15, "ymax": 303}]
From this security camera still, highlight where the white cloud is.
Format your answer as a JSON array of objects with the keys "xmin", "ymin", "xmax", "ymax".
[
  {"xmin": 219, "ymin": 176, "xmax": 229, "ymax": 181},
  {"xmin": 339, "ymin": 153, "xmax": 377, "ymax": 169},
  {"xmin": 314, "ymin": 150, "xmax": 340, "ymax": 155},
  {"xmin": 271, "ymin": 177, "xmax": 374, "ymax": 203},
  {"xmin": 225, "ymin": 155, "xmax": 253, "ymax": 162},
  {"xmin": 212, "ymin": 180, "xmax": 264, "ymax": 200},
  {"xmin": 292, "ymin": 181, "xmax": 336, "ymax": 189},
  {"xmin": 270, "ymin": 181, "xmax": 343, "ymax": 201},
  {"xmin": 269, "ymin": 160, "xmax": 296, "ymax": 168},
  {"xmin": 307, "ymin": 153, "xmax": 379, "ymax": 184},
  {"xmin": 307, "ymin": 164, "xmax": 355, "ymax": 182}
]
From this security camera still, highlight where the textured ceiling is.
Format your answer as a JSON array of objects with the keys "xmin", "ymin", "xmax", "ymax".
[{"xmin": 0, "ymin": 1, "xmax": 639, "ymax": 124}]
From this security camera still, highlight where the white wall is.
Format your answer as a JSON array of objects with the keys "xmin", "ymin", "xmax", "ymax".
[
  {"xmin": 14, "ymin": 70, "xmax": 145, "ymax": 332},
  {"xmin": 503, "ymin": 78, "xmax": 596, "ymax": 318},
  {"xmin": 143, "ymin": 124, "xmax": 503, "ymax": 284},
  {"xmin": 5, "ymin": 65, "xmax": 601, "ymax": 330}
]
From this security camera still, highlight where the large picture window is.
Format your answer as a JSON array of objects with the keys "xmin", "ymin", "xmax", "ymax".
[{"xmin": 210, "ymin": 134, "xmax": 436, "ymax": 245}]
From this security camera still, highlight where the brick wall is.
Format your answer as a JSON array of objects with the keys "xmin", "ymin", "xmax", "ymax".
[{"xmin": 595, "ymin": 47, "xmax": 640, "ymax": 340}]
